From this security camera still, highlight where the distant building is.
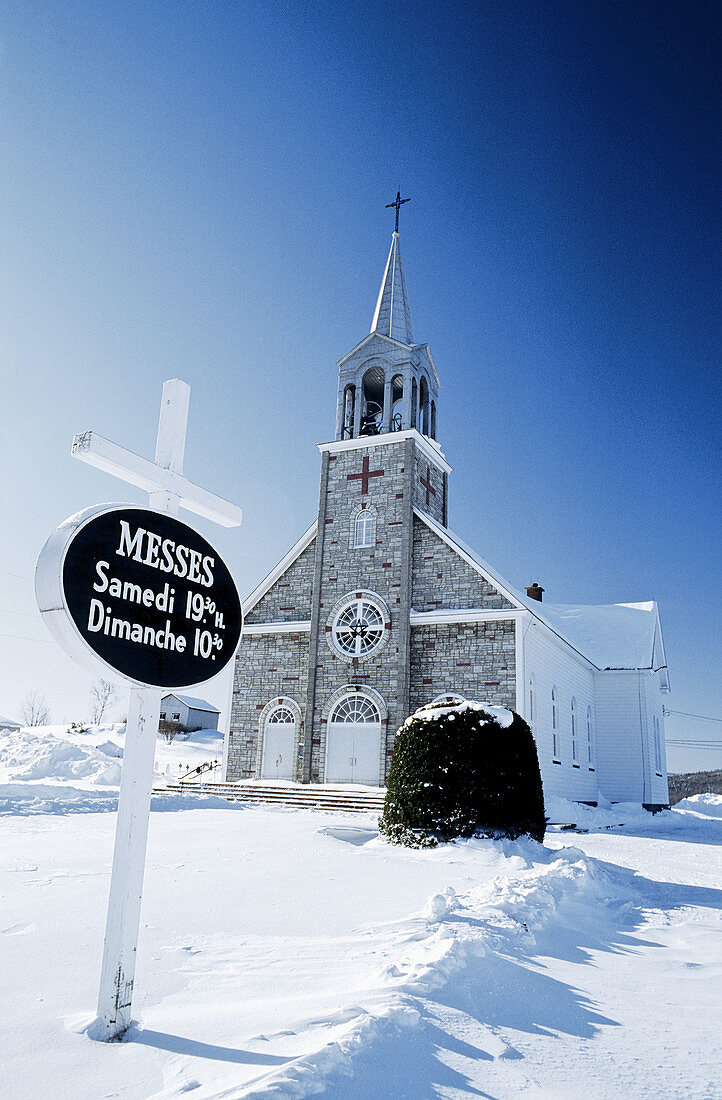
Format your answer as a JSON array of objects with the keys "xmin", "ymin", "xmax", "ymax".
[
  {"xmin": 159, "ymin": 694, "xmax": 220, "ymax": 732},
  {"xmin": 0, "ymin": 715, "xmax": 21, "ymax": 732}
]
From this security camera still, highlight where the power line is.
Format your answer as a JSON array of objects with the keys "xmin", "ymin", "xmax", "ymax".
[
  {"xmin": 0, "ymin": 629, "xmax": 54, "ymax": 642},
  {"xmin": 664, "ymin": 708, "xmax": 722, "ymax": 724},
  {"xmin": 666, "ymin": 740, "xmax": 722, "ymax": 747},
  {"xmin": 0, "ymin": 567, "xmax": 33, "ymax": 583}
]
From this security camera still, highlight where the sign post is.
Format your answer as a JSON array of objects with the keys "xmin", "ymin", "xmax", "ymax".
[{"xmin": 35, "ymin": 379, "xmax": 242, "ymax": 1041}]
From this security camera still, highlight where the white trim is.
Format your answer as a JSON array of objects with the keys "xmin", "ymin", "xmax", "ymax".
[
  {"xmin": 242, "ymin": 620, "xmax": 311, "ymax": 635},
  {"xmin": 515, "ymin": 616, "xmax": 524, "ymax": 714},
  {"xmin": 410, "ymin": 608, "xmax": 521, "ymax": 625},
  {"xmin": 242, "ymin": 521, "xmax": 317, "ymax": 616},
  {"xmin": 318, "ymin": 429, "xmax": 452, "ymax": 475}
]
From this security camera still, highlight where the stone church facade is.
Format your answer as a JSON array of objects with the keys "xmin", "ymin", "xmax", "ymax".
[{"xmin": 226, "ymin": 227, "xmax": 670, "ymax": 809}]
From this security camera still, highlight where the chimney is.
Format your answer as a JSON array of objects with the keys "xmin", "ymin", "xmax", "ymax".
[{"xmin": 526, "ymin": 582, "xmax": 544, "ymax": 603}]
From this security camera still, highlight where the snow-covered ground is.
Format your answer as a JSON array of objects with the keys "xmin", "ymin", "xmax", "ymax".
[{"xmin": 1, "ymin": 729, "xmax": 720, "ymax": 1098}]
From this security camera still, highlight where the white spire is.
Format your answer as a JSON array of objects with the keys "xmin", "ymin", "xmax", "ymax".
[{"xmin": 370, "ymin": 231, "xmax": 414, "ymax": 345}]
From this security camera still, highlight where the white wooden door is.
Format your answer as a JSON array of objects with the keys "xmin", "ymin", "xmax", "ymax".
[
  {"xmin": 262, "ymin": 723, "xmax": 295, "ymax": 780},
  {"xmin": 325, "ymin": 723, "xmax": 380, "ymax": 784},
  {"xmin": 351, "ymin": 724, "xmax": 381, "ymax": 785}
]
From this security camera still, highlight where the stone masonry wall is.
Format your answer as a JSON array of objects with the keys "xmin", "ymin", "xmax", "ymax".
[
  {"xmin": 409, "ymin": 621, "xmax": 516, "ymax": 712},
  {"xmin": 412, "ymin": 450, "xmax": 445, "ymax": 525},
  {"xmin": 309, "ymin": 440, "xmax": 412, "ymax": 783},
  {"xmin": 245, "ymin": 538, "xmax": 317, "ymax": 624},
  {"xmin": 228, "ymin": 632, "xmax": 309, "ymax": 780},
  {"xmin": 412, "ymin": 519, "xmax": 515, "ymax": 612}
]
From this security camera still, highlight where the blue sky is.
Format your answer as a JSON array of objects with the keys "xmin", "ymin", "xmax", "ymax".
[{"xmin": 1, "ymin": 1, "xmax": 719, "ymax": 770}]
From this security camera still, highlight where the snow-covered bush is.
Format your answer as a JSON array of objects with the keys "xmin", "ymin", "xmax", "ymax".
[{"xmin": 379, "ymin": 700, "xmax": 546, "ymax": 847}]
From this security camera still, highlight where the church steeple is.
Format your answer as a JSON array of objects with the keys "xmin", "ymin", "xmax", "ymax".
[
  {"xmin": 334, "ymin": 207, "xmax": 440, "ymax": 444},
  {"xmin": 370, "ymin": 232, "xmax": 414, "ymax": 345}
]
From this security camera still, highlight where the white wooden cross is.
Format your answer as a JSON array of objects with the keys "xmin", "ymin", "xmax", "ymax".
[{"xmin": 73, "ymin": 378, "xmax": 242, "ymax": 1041}]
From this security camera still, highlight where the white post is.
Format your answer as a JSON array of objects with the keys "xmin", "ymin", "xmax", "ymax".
[
  {"xmin": 93, "ymin": 379, "xmax": 189, "ymax": 1040},
  {"xmin": 94, "ymin": 686, "xmax": 161, "ymax": 1039}
]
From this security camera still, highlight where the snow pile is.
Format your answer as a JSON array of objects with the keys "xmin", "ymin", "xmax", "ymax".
[
  {"xmin": 0, "ymin": 726, "xmax": 123, "ymax": 785},
  {"xmin": 673, "ymin": 792, "xmax": 722, "ymax": 818}
]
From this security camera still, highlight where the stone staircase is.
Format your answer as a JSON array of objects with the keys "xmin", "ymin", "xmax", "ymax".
[{"xmin": 157, "ymin": 779, "xmax": 387, "ymax": 815}]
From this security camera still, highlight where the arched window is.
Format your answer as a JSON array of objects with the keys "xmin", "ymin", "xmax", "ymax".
[
  {"xmin": 391, "ymin": 375, "xmax": 404, "ymax": 430},
  {"xmin": 267, "ymin": 705, "xmax": 294, "ymax": 725},
  {"xmin": 586, "ymin": 705, "xmax": 594, "ymax": 765},
  {"xmin": 354, "ymin": 509, "xmax": 375, "ymax": 548},
  {"xmin": 330, "ymin": 694, "xmax": 380, "ymax": 724},
  {"xmin": 653, "ymin": 715, "xmax": 662, "ymax": 774},
  {"xmin": 571, "ymin": 698, "xmax": 578, "ymax": 761},
  {"xmin": 419, "ymin": 375, "xmax": 430, "ymax": 436},
  {"xmin": 430, "ymin": 400, "xmax": 437, "ymax": 440},
  {"xmin": 343, "ymin": 384, "xmax": 355, "ymax": 438},
  {"xmin": 360, "ymin": 366, "xmax": 385, "ymax": 435},
  {"xmin": 411, "ymin": 378, "xmax": 418, "ymax": 429},
  {"xmin": 551, "ymin": 687, "xmax": 559, "ymax": 759},
  {"xmin": 528, "ymin": 673, "xmax": 535, "ymax": 729}
]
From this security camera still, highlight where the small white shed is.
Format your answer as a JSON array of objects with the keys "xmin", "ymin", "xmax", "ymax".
[{"xmin": 159, "ymin": 694, "xmax": 220, "ymax": 732}]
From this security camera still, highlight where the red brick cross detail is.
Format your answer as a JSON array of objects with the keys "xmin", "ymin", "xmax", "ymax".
[
  {"xmin": 347, "ymin": 455, "xmax": 384, "ymax": 495},
  {"xmin": 420, "ymin": 465, "xmax": 436, "ymax": 507}
]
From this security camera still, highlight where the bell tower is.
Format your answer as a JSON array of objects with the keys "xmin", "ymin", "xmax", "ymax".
[{"xmin": 333, "ymin": 197, "xmax": 441, "ymax": 444}]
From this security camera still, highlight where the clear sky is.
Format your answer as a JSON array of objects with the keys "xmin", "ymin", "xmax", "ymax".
[{"xmin": 1, "ymin": 0, "xmax": 719, "ymax": 771}]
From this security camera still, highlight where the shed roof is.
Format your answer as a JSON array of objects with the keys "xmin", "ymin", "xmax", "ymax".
[{"xmin": 161, "ymin": 694, "xmax": 220, "ymax": 713}]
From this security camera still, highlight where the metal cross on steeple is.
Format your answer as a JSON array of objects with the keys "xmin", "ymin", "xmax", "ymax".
[{"xmin": 385, "ymin": 190, "xmax": 410, "ymax": 233}]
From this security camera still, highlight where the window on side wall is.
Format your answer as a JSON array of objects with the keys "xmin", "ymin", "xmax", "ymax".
[
  {"xmin": 551, "ymin": 687, "xmax": 559, "ymax": 759},
  {"xmin": 354, "ymin": 510, "xmax": 375, "ymax": 548},
  {"xmin": 653, "ymin": 716, "xmax": 662, "ymax": 775},
  {"xmin": 587, "ymin": 705, "xmax": 594, "ymax": 767},
  {"xmin": 571, "ymin": 698, "xmax": 578, "ymax": 761}
]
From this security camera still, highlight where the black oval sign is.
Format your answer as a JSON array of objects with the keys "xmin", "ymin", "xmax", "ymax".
[{"xmin": 57, "ymin": 507, "xmax": 242, "ymax": 688}]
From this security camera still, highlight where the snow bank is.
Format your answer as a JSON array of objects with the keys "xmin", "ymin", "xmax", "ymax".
[
  {"xmin": 673, "ymin": 792, "xmax": 722, "ymax": 818},
  {"xmin": 0, "ymin": 782, "xmax": 243, "ymax": 816},
  {"xmin": 233, "ymin": 840, "xmax": 634, "ymax": 1098},
  {"xmin": 0, "ymin": 727, "xmax": 123, "ymax": 785}
]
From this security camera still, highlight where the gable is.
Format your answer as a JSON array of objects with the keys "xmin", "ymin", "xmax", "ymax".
[
  {"xmin": 245, "ymin": 536, "xmax": 317, "ymax": 624},
  {"xmin": 411, "ymin": 517, "xmax": 515, "ymax": 612}
]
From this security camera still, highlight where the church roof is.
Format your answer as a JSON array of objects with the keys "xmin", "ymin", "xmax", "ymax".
[
  {"xmin": 414, "ymin": 509, "xmax": 667, "ymax": 678},
  {"xmin": 370, "ymin": 232, "xmax": 414, "ymax": 344},
  {"xmin": 539, "ymin": 602, "xmax": 664, "ymax": 674}
]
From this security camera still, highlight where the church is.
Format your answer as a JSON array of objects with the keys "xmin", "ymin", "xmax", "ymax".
[{"xmin": 225, "ymin": 207, "xmax": 670, "ymax": 810}]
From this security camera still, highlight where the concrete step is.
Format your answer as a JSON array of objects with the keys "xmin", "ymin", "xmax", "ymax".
[{"xmin": 155, "ymin": 780, "xmax": 387, "ymax": 814}]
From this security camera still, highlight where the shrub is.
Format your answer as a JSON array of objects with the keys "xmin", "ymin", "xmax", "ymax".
[
  {"xmin": 158, "ymin": 720, "xmax": 186, "ymax": 743},
  {"xmin": 379, "ymin": 700, "xmax": 545, "ymax": 847}
]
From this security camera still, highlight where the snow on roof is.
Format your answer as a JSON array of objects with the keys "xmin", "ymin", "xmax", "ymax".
[
  {"xmin": 414, "ymin": 510, "xmax": 662, "ymax": 672},
  {"xmin": 162, "ymin": 694, "xmax": 220, "ymax": 713},
  {"xmin": 539, "ymin": 601, "xmax": 659, "ymax": 671},
  {"xmin": 0, "ymin": 715, "xmax": 21, "ymax": 729}
]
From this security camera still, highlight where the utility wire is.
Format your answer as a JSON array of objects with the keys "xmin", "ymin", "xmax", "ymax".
[
  {"xmin": 666, "ymin": 739, "xmax": 722, "ymax": 747},
  {"xmin": 0, "ymin": 631, "xmax": 55, "ymax": 645},
  {"xmin": 664, "ymin": 708, "xmax": 722, "ymax": 723},
  {"xmin": 0, "ymin": 567, "xmax": 33, "ymax": 583}
]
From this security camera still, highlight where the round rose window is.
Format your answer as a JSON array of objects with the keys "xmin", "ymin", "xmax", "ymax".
[{"xmin": 327, "ymin": 592, "xmax": 391, "ymax": 663}]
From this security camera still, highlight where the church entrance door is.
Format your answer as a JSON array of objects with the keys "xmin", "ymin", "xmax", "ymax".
[
  {"xmin": 261, "ymin": 705, "xmax": 296, "ymax": 780},
  {"xmin": 326, "ymin": 695, "xmax": 381, "ymax": 785}
]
